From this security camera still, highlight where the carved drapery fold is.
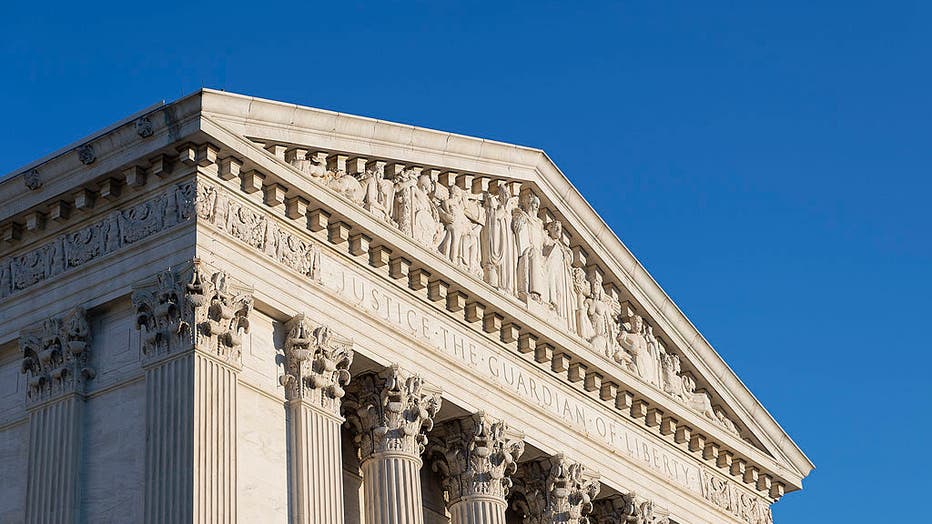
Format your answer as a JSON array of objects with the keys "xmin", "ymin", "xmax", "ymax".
[
  {"xmin": 280, "ymin": 313, "xmax": 354, "ymax": 415},
  {"xmin": 429, "ymin": 412, "xmax": 525, "ymax": 507},
  {"xmin": 342, "ymin": 364, "xmax": 442, "ymax": 462},
  {"xmin": 132, "ymin": 259, "xmax": 253, "ymax": 367},
  {"xmin": 591, "ymin": 493, "xmax": 671, "ymax": 524},
  {"xmin": 20, "ymin": 307, "xmax": 94, "ymax": 407},
  {"xmin": 512, "ymin": 454, "xmax": 601, "ymax": 524}
]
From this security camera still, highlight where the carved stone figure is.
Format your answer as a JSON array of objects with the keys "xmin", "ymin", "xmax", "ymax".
[
  {"xmin": 327, "ymin": 169, "xmax": 364, "ymax": 204},
  {"xmin": 512, "ymin": 187, "xmax": 546, "ymax": 303},
  {"xmin": 23, "ymin": 168, "xmax": 41, "ymax": 190},
  {"xmin": 135, "ymin": 116, "xmax": 154, "ymax": 138},
  {"xmin": 288, "ymin": 150, "xmax": 328, "ymax": 179},
  {"xmin": 542, "ymin": 220, "xmax": 575, "ymax": 326},
  {"xmin": 714, "ymin": 406, "xmax": 740, "ymax": 436},
  {"xmin": 393, "ymin": 169, "xmax": 441, "ymax": 248},
  {"xmin": 619, "ymin": 314, "xmax": 659, "ymax": 386},
  {"xmin": 480, "ymin": 185, "xmax": 518, "ymax": 293},
  {"xmin": 359, "ymin": 163, "xmax": 395, "ymax": 221},
  {"xmin": 76, "ymin": 144, "xmax": 96, "ymax": 165},
  {"xmin": 583, "ymin": 268, "xmax": 620, "ymax": 359},
  {"xmin": 682, "ymin": 373, "xmax": 715, "ymax": 420},
  {"xmin": 438, "ymin": 185, "xmax": 482, "ymax": 276},
  {"xmin": 660, "ymin": 350, "xmax": 685, "ymax": 398},
  {"xmin": 572, "ymin": 267, "xmax": 595, "ymax": 340}
]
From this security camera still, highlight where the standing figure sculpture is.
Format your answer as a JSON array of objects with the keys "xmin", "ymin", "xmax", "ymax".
[
  {"xmin": 512, "ymin": 187, "xmax": 546, "ymax": 303},
  {"xmin": 542, "ymin": 220, "xmax": 575, "ymax": 328},
  {"xmin": 480, "ymin": 185, "xmax": 518, "ymax": 293},
  {"xmin": 393, "ymin": 169, "xmax": 441, "ymax": 248},
  {"xmin": 359, "ymin": 163, "xmax": 394, "ymax": 221},
  {"xmin": 438, "ymin": 185, "xmax": 482, "ymax": 276},
  {"xmin": 618, "ymin": 314, "xmax": 659, "ymax": 385},
  {"xmin": 583, "ymin": 268, "xmax": 619, "ymax": 358}
]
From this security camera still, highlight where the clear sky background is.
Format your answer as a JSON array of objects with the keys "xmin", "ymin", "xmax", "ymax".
[{"xmin": 2, "ymin": 2, "xmax": 929, "ymax": 521}]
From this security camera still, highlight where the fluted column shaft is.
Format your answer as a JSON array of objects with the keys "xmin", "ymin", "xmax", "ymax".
[
  {"xmin": 448, "ymin": 497, "xmax": 508, "ymax": 524},
  {"xmin": 361, "ymin": 453, "xmax": 426, "ymax": 524},
  {"xmin": 288, "ymin": 401, "xmax": 345, "ymax": 524},
  {"xmin": 24, "ymin": 396, "xmax": 84, "ymax": 524}
]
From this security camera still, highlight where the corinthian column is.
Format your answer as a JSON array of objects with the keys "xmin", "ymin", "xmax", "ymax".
[
  {"xmin": 20, "ymin": 307, "xmax": 94, "ymax": 524},
  {"xmin": 591, "ymin": 492, "xmax": 671, "ymax": 524},
  {"xmin": 343, "ymin": 365, "xmax": 442, "ymax": 524},
  {"xmin": 280, "ymin": 314, "xmax": 354, "ymax": 524},
  {"xmin": 512, "ymin": 454, "xmax": 601, "ymax": 524},
  {"xmin": 429, "ymin": 412, "xmax": 525, "ymax": 524},
  {"xmin": 133, "ymin": 260, "xmax": 253, "ymax": 524}
]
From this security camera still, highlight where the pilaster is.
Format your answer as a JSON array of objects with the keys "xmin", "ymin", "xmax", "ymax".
[
  {"xmin": 280, "ymin": 314, "xmax": 354, "ymax": 524},
  {"xmin": 20, "ymin": 307, "xmax": 94, "ymax": 524},
  {"xmin": 429, "ymin": 412, "xmax": 525, "ymax": 524},
  {"xmin": 343, "ymin": 365, "xmax": 442, "ymax": 524},
  {"xmin": 133, "ymin": 259, "xmax": 253, "ymax": 524}
]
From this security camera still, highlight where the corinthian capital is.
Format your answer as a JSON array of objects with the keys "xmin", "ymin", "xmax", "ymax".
[
  {"xmin": 280, "ymin": 314, "xmax": 354, "ymax": 414},
  {"xmin": 512, "ymin": 454, "xmax": 601, "ymax": 524},
  {"xmin": 133, "ymin": 259, "xmax": 253, "ymax": 367},
  {"xmin": 429, "ymin": 412, "xmax": 525, "ymax": 504},
  {"xmin": 343, "ymin": 364, "xmax": 442, "ymax": 461},
  {"xmin": 591, "ymin": 493, "xmax": 670, "ymax": 524},
  {"xmin": 20, "ymin": 307, "xmax": 94, "ymax": 406}
]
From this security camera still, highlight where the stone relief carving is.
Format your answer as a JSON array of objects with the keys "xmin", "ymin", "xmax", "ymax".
[
  {"xmin": 132, "ymin": 260, "xmax": 253, "ymax": 366},
  {"xmin": 275, "ymin": 147, "xmax": 747, "ymax": 437},
  {"xmin": 512, "ymin": 454, "xmax": 601, "ymax": 524},
  {"xmin": 77, "ymin": 144, "xmax": 96, "ymax": 165},
  {"xmin": 20, "ymin": 307, "xmax": 94, "ymax": 406},
  {"xmin": 134, "ymin": 116, "xmax": 154, "ymax": 138},
  {"xmin": 195, "ymin": 182, "xmax": 321, "ymax": 282},
  {"xmin": 700, "ymin": 469, "xmax": 773, "ymax": 524},
  {"xmin": 591, "ymin": 493, "xmax": 671, "ymax": 524},
  {"xmin": 280, "ymin": 314, "xmax": 354, "ymax": 415},
  {"xmin": 429, "ymin": 412, "xmax": 525, "ymax": 504},
  {"xmin": 0, "ymin": 180, "xmax": 196, "ymax": 298},
  {"xmin": 23, "ymin": 168, "xmax": 42, "ymax": 190},
  {"xmin": 342, "ymin": 364, "xmax": 442, "ymax": 461}
]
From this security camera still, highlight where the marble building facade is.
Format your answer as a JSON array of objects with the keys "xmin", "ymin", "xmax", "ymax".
[{"xmin": 0, "ymin": 90, "xmax": 812, "ymax": 523}]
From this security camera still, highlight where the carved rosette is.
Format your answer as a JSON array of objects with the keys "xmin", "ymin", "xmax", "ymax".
[
  {"xmin": 512, "ymin": 454, "xmax": 601, "ymax": 524},
  {"xmin": 280, "ymin": 314, "xmax": 354, "ymax": 414},
  {"xmin": 20, "ymin": 307, "xmax": 94, "ymax": 406},
  {"xmin": 343, "ymin": 365, "xmax": 442, "ymax": 462},
  {"xmin": 429, "ymin": 412, "xmax": 525, "ymax": 505},
  {"xmin": 132, "ymin": 260, "xmax": 253, "ymax": 366},
  {"xmin": 591, "ymin": 493, "xmax": 670, "ymax": 524}
]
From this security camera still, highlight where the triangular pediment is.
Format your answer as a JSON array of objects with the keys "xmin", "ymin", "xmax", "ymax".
[{"xmin": 189, "ymin": 89, "xmax": 812, "ymax": 490}]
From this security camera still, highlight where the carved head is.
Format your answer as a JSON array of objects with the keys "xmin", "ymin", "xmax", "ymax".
[
  {"xmin": 546, "ymin": 220, "xmax": 563, "ymax": 240},
  {"xmin": 417, "ymin": 172, "xmax": 433, "ymax": 192}
]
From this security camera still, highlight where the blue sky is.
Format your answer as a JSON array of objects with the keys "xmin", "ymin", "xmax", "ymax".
[{"xmin": 3, "ymin": 1, "xmax": 929, "ymax": 521}]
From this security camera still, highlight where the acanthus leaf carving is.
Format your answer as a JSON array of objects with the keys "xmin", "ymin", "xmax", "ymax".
[
  {"xmin": 280, "ymin": 314, "xmax": 354, "ymax": 414},
  {"xmin": 342, "ymin": 364, "xmax": 441, "ymax": 461},
  {"xmin": 591, "ymin": 493, "xmax": 671, "ymax": 524},
  {"xmin": 20, "ymin": 307, "xmax": 94, "ymax": 406},
  {"xmin": 512, "ymin": 454, "xmax": 601, "ymax": 524},
  {"xmin": 429, "ymin": 412, "xmax": 525, "ymax": 505},
  {"xmin": 132, "ymin": 260, "xmax": 253, "ymax": 367}
]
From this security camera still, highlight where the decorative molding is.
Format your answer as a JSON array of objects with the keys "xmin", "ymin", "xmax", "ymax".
[
  {"xmin": 429, "ymin": 411, "xmax": 525, "ymax": 505},
  {"xmin": 512, "ymin": 454, "xmax": 601, "ymax": 524},
  {"xmin": 19, "ymin": 306, "xmax": 94, "ymax": 406},
  {"xmin": 280, "ymin": 314, "xmax": 354, "ymax": 414},
  {"xmin": 591, "ymin": 493, "xmax": 671, "ymax": 524},
  {"xmin": 132, "ymin": 260, "xmax": 253, "ymax": 367},
  {"xmin": 0, "ymin": 179, "xmax": 196, "ymax": 299},
  {"xmin": 343, "ymin": 364, "xmax": 442, "ymax": 461}
]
